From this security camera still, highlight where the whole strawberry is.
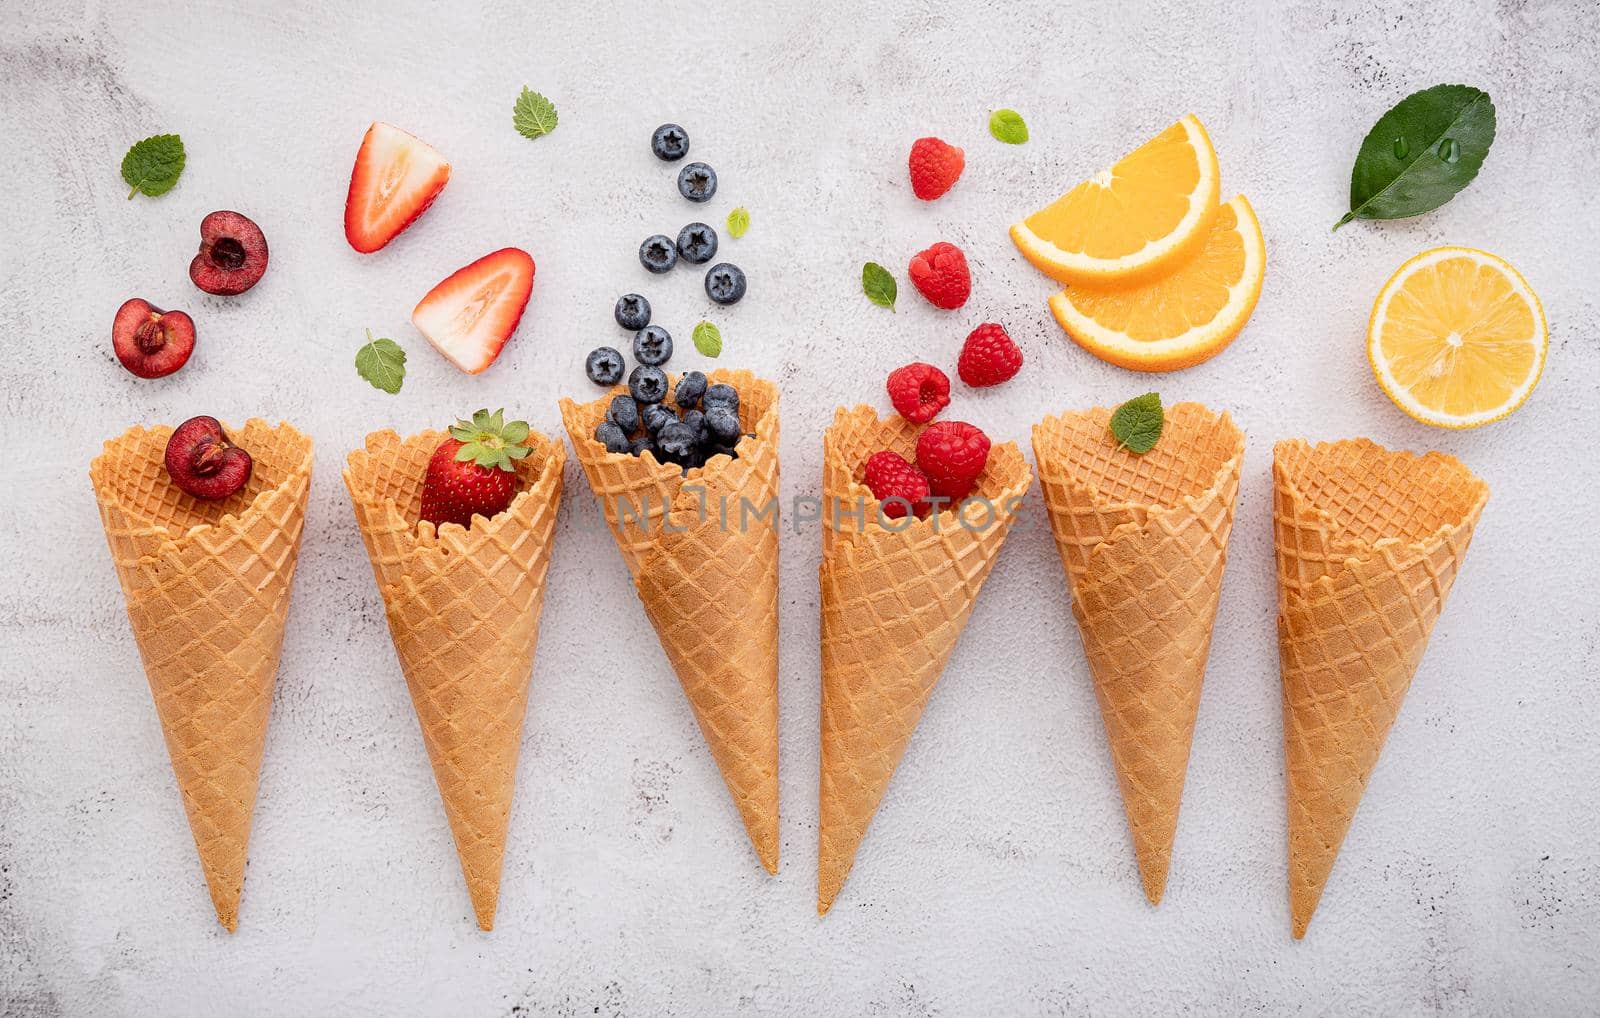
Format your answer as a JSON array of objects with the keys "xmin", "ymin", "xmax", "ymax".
[
  {"xmin": 886, "ymin": 362, "xmax": 951, "ymax": 424},
  {"xmin": 916, "ymin": 420, "xmax": 991, "ymax": 504},
  {"xmin": 957, "ymin": 323, "xmax": 1024, "ymax": 387},
  {"xmin": 862, "ymin": 450, "xmax": 930, "ymax": 520},
  {"xmin": 908, "ymin": 242, "xmax": 970, "ymax": 310},
  {"xmin": 908, "ymin": 137, "xmax": 964, "ymax": 201},
  {"xmin": 420, "ymin": 409, "xmax": 532, "ymax": 528}
]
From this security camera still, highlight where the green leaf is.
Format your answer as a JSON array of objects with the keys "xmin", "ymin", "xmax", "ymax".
[
  {"xmin": 1109, "ymin": 393, "xmax": 1163, "ymax": 454},
  {"xmin": 121, "ymin": 134, "xmax": 185, "ymax": 199},
  {"xmin": 1334, "ymin": 84, "xmax": 1495, "ymax": 230},
  {"xmin": 513, "ymin": 86, "xmax": 559, "ymax": 140},
  {"xmin": 989, "ymin": 109, "xmax": 1029, "ymax": 145},
  {"xmin": 862, "ymin": 262, "xmax": 897, "ymax": 311},
  {"xmin": 354, "ymin": 331, "xmax": 406, "ymax": 394},
  {"xmin": 727, "ymin": 206, "xmax": 750, "ymax": 239},
  {"xmin": 448, "ymin": 407, "xmax": 530, "ymax": 471},
  {"xmin": 692, "ymin": 320, "xmax": 723, "ymax": 358}
]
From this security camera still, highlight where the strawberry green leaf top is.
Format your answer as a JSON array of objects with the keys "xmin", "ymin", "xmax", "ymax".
[
  {"xmin": 121, "ymin": 133, "xmax": 186, "ymax": 199},
  {"xmin": 449, "ymin": 408, "xmax": 533, "ymax": 471}
]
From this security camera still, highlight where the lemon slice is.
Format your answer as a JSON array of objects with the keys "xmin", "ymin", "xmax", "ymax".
[
  {"xmin": 1368, "ymin": 246, "xmax": 1547, "ymax": 428},
  {"xmin": 1010, "ymin": 114, "xmax": 1221, "ymax": 287},
  {"xmin": 1046, "ymin": 194, "xmax": 1264, "ymax": 372}
]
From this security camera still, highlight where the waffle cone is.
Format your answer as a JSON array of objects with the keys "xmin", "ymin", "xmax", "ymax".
[
  {"xmin": 1033, "ymin": 404, "xmax": 1244, "ymax": 904},
  {"xmin": 1274, "ymin": 438, "xmax": 1488, "ymax": 938},
  {"xmin": 343, "ymin": 427, "xmax": 563, "ymax": 930},
  {"xmin": 559, "ymin": 370, "xmax": 780, "ymax": 874},
  {"xmin": 817, "ymin": 406, "xmax": 1033, "ymax": 914},
  {"xmin": 89, "ymin": 419, "xmax": 314, "ymax": 932}
]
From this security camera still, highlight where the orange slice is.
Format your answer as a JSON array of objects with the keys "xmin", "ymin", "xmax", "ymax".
[
  {"xmin": 1046, "ymin": 194, "xmax": 1264, "ymax": 372},
  {"xmin": 1010, "ymin": 115, "xmax": 1221, "ymax": 287}
]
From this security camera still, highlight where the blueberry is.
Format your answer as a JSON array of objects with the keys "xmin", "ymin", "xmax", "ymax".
[
  {"xmin": 629, "ymin": 436, "xmax": 655, "ymax": 458},
  {"xmin": 608, "ymin": 395, "xmax": 641, "ymax": 434},
  {"xmin": 705, "ymin": 405, "xmax": 742, "ymax": 445},
  {"xmin": 706, "ymin": 444, "xmax": 741, "ymax": 462},
  {"xmin": 674, "ymin": 370, "xmax": 707, "ymax": 410},
  {"xmin": 676, "ymin": 222, "xmax": 718, "ymax": 264},
  {"xmin": 629, "ymin": 365, "xmax": 669, "ymax": 404},
  {"xmin": 704, "ymin": 262, "xmax": 746, "ymax": 305},
  {"xmin": 657, "ymin": 421, "xmax": 697, "ymax": 461},
  {"xmin": 639, "ymin": 235, "xmax": 677, "ymax": 274},
  {"xmin": 701, "ymin": 382, "xmax": 740, "ymax": 413},
  {"xmin": 642, "ymin": 402, "xmax": 676, "ymax": 435},
  {"xmin": 634, "ymin": 325, "xmax": 673, "ymax": 367},
  {"xmin": 651, "ymin": 123, "xmax": 689, "ymax": 161},
  {"xmin": 677, "ymin": 162, "xmax": 717, "ymax": 203},
  {"xmin": 614, "ymin": 293, "xmax": 651, "ymax": 330},
  {"xmin": 585, "ymin": 346, "xmax": 625, "ymax": 386},
  {"xmin": 594, "ymin": 420, "xmax": 630, "ymax": 454},
  {"xmin": 682, "ymin": 409, "xmax": 707, "ymax": 445}
]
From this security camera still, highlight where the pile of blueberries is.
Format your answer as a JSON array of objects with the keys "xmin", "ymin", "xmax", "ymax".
[
  {"xmin": 641, "ymin": 123, "xmax": 747, "ymax": 305},
  {"xmin": 587, "ymin": 363, "xmax": 748, "ymax": 471}
]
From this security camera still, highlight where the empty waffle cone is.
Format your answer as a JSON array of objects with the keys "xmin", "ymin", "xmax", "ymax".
[
  {"xmin": 559, "ymin": 369, "xmax": 780, "ymax": 874},
  {"xmin": 1274, "ymin": 438, "xmax": 1488, "ymax": 938},
  {"xmin": 89, "ymin": 419, "xmax": 314, "ymax": 932},
  {"xmin": 818, "ymin": 406, "xmax": 1033, "ymax": 914},
  {"xmin": 343, "ymin": 427, "xmax": 564, "ymax": 931},
  {"xmin": 1033, "ymin": 403, "xmax": 1244, "ymax": 904}
]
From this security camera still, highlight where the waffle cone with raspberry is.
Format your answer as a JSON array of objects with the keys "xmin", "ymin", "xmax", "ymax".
[
  {"xmin": 1033, "ymin": 403, "xmax": 1244, "ymax": 905},
  {"xmin": 559, "ymin": 369, "xmax": 780, "ymax": 874},
  {"xmin": 817, "ymin": 406, "xmax": 1032, "ymax": 914},
  {"xmin": 89, "ymin": 419, "xmax": 314, "ymax": 931},
  {"xmin": 1274, "ymin": 438, "xmax": 1487, "ymax": 938},
  {"xmin": 343, "ymin": 425, "xmax": 564, "ymax": 930}
]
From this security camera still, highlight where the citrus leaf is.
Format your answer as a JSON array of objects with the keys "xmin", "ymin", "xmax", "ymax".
[
  {"xmin": 692, "ymin": 320, "xmax": 723, "ymax": 357},
  {"xmin": 1109, "ymin": 392, "xmax": 1163, "ymax": 454},
  {"xmin": 1334, "ymin": 84, "xmax": 1494, "ymax": 230},
  {"xmin": 513, "ymin": 87, "xmax": 559, "ymax": 140},
  {"xmin": 355, "ymin": 331, "xmax": 406, "ymax": 394},
  {"xmin": 989, "ymin": 109, "xmax": 1028, "ymax": 144},
  {"xmin": 121, "ymin": 134, "xmax": 185, "ymax": 199},
  {"xmin": 727, "ymin": 206, "xmax": 750, "ymax": 238},
  {"xmin": 862, "ymin": 262, "xmax": 897, "ymax": 311}
]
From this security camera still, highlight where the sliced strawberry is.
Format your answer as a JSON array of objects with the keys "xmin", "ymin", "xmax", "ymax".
[
  {"xmin": 411, "ymin": 248, "xmax": 535, "ymax": 374},
  {"xmin": 344, "ymin": 122, "xmax": 451, "ymax": 253}
]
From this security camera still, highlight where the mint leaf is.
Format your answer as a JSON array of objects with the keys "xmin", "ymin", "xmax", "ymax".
[
  {"xmin": 727, "ymin": 206, "xmax": 750, "ymax": 239},
  {"xmin": 1109, "ymin": 393, "xmax": 1163, "ymax": 454},
  {"xmin": 692, "ymin": 320, "xmax": 723, "ymax": 358},
  {"xmin": 513, "ymin": 87, "xmax": 559, "ymax": 140},
  {"xmin": 1334, "ymin": 84, "xmax": 1494, "ymax": 230},
  {"xmin": 121, "ymin": 134, "xmax": 185, "ymax": 199},
  {"xmin": 355, "ymin": 331, "xmax": 406, "ymax": 394},
  {"xmin": 989, "ymin": 109, "xmax": 1029, "ymax": 145},
  {"xmin": 862, "ymin": 262, "xmax": 897, "ymax": 311}
]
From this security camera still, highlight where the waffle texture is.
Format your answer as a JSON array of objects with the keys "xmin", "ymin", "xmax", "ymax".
[
  {"xmin": 1033, "ymin": 403, "xmax": 1244, "ymax": 904},
  {"xmin": 1274, "ymin": 437, "xmax": 1488, "ymax": 938},
  {"xmin": 559, "ymin": 369, "xmax": 781, "ymax": 874},
  {"xmin": 817, "ymin": 406, "xmax": 1032, "ymax": 914},
  {"xmin": 89, "ymin": 419, "xmax": 314, "ymax": 932},
  {"xmin": 344, "ymin": 427, "xmax": 564, "ymax": 930}
]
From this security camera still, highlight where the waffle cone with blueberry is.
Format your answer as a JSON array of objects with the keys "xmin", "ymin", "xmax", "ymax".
[
  {"xmin": 1033, "ymin": 402, "xmax": 1244, "ymax": 906},
  {"xmin": 559, "ymin": 369, "xmax": 781, "ymax": 874},
  {"xmin": 1273, "ymin": 437, "xmax": 1487, "ymax": 938},
  {"xmin": 343, "ymin": 417, "xmax": 564, "ymax": 930},
  {"xmin": 89, "ymin": 419, "xmax": 314, "ymax": 932},
  {"xmin": 816, "ymin": 405, "xmax": 1032, "ymax": 914}
]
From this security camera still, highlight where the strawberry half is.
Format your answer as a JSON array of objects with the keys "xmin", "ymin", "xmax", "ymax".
[
  {"xmin": 411, "ymin": 247, "xmax": 535, "ymax": 374},
  {"xmin": 344, "ymin": 122, "xmax": 451, "ymax": 253}
]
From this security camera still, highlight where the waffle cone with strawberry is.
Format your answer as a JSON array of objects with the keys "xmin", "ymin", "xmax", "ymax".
[
  {"xmin": 343, "ymin": 411, "xmax": 564, "ymax": 930},
  {"xmin": 559, "ymin": 369, "xmax": 781, "ymax": 874},
  {"xmin": 817, "ymin": 407, "xmax": 1032, "ymax": 914}
]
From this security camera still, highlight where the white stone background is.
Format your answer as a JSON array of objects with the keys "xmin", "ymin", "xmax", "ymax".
[{"xmin": 2, "ymin": 0, "xmax": 1598, "ymax": 1014}]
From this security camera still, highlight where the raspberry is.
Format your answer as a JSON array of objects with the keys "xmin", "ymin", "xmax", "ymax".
[
  {"xmin": 915, "ymin": 420, "xmax": 991, "ymax": 504},
  {"xmin": 908, "ymin": 137, "xmax": 964, "ymax": 201},
  {"xmin": 908, "ymin": 242, "xmax": 971, "ymax": 310},
  {"xmin": 862, "ymin": 450, "xmax": 930, "ymax": 519},
  {"xmin": 957, "ymin": 323, "xmax": 1024, "ymax": 387},
  {"xmin": 886, "ymin": 362, "xmax": 951, "ymax": 424}
]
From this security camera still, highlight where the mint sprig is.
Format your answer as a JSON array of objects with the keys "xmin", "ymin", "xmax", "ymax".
[
  {"xmin": 862, "ymin": 262, "xmax": 897, "ymax": 312},
  {"xmin": 989, "ymin": 109, "xmax": 1029, "ymax": 145},
  {"xmin": 727, "ymin": 207, "xmax": 750, "ymax": 239},
  {"xmin": 692, "ymin": 320, "xmax": 723, "ymax": 357},
  {"xmin": 1109, "ymin": 393, "xmax": 1163, "ymax": 454},
  {"xmin": 355, "ymin": 330, "xmax": 406, "ymax": 394},
  {"xmin": 513, "ymin": 87, "xmax": 559, "ymax": 140},
  {"xmin": 121, "ymin": 134, "xmax": 185, "ymax": 199}
]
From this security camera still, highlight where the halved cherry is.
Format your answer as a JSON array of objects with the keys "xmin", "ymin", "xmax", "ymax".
[
  {"xmin": 164, "ymin": 416, "xmax": 254, "ymax": 501},
  {"xmin": 112, "ymin": 298, "xmax": 195, "ymax": 378},
  {"xmin": 190, "ymin": 211, "xmax": 269, "ymax": 295}
]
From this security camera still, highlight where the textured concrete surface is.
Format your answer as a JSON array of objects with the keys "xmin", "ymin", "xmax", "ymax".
[{"xmin": 3, "ymin": 0, "xmax": 1599, "ymax": 1014}]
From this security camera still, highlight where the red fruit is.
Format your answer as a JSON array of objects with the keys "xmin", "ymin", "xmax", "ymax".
[
  {"xmin": 412, "ymin": 248, "xmax": 535, "ymax": 374},
  {"xmin": 915, "ymin": 420, "xmax": 991, "ymax": 504},
  {"xmin": 886, "ymin": 362, "xmax": 951, "ymax": 424},
  {"xmin": 419, "ymin": 409, "xmax": 532, "ymax": 528},
  {"xmin": 344, "ymin": 122, "xmax": 451, "ymax": 253},
  {"xmin": 862, "ymin": 450, "xmax": 930, "ymax": 520},
  {"xmin": 112, "ymin": 299, "xmax": 195, "ymax": 378},
  {"xmin": 189, "ymin": 211, "xmax": 269, "ymax": 295},
  {"xmin": 164, "ymin": 416, "xmax": 253, "ymax": 501},
  {"xmin": 908, "ymin": 137, "xmax": 965, "ymax": 201},
  {"xmin": 957, "ymin": 323, "xmax": 1024, "ymax": 387},
  {"xmin": 908, "ymin": 242, "xmax": 971, "ymax": 310}
]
